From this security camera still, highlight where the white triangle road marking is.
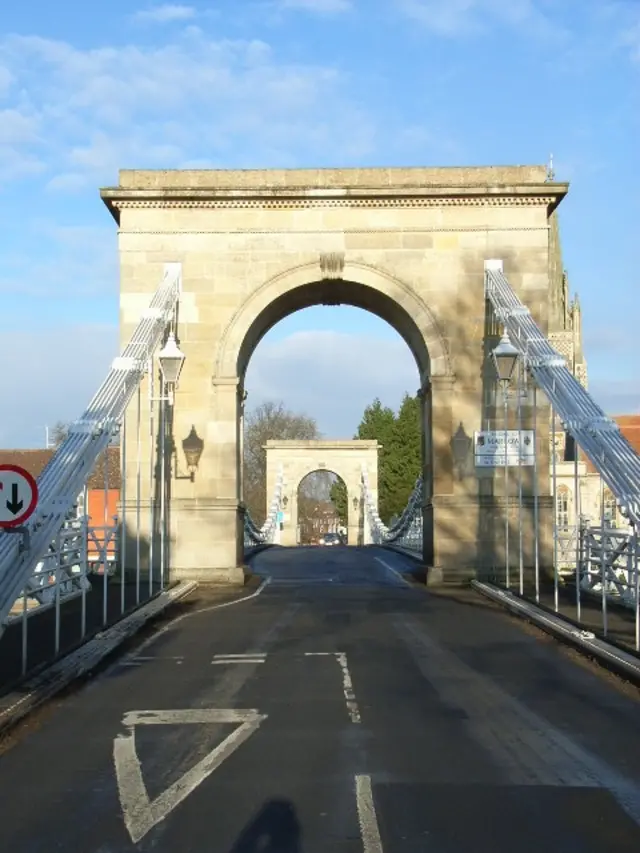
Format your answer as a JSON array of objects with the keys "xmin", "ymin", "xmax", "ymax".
[{"xmin": 113, "ymin": 708, "xmax": 267, "ymax": 844}]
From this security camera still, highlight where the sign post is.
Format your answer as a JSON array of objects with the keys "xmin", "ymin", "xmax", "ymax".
[{"xmin": 0, "ymin": 464, "xmax": 39, "ymax": 530}]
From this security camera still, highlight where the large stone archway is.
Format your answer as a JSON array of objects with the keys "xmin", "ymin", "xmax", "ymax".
[
  {"xmin": 265, "ymin": 440, "xmax": 381, "ymax": 547},
  {"xmin": 102, "ymin": 165, "xmax": 565, "ymax": 584}
]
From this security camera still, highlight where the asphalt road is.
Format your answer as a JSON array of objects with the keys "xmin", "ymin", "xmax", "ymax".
[{"xmin": 1, "ymin": 545, "xmax": 640, "ymax": 852}]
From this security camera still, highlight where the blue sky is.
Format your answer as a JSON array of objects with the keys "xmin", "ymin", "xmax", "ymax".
[{"xmin": 0, "ymin": 0, "xmax": 638, "ymax": 446}]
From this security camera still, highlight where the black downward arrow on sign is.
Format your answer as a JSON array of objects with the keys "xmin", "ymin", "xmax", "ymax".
[{"xmin": 6, "ymin": 484, "xmax": 24, "ymax": 515}]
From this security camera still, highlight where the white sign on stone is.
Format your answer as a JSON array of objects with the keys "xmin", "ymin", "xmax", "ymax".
[{"xmin": 474, "ymin": 430, "xmax": 535, "ymax": 467}]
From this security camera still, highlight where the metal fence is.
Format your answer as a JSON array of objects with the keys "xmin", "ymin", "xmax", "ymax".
[{"xmin": 6, "ymin": 515, "xmax": 124, "ymax": 678}]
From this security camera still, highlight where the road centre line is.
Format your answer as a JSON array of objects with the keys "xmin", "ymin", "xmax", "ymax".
[
  {"xmin": 304, "ymin": 651, "xmax": 361, "ymax": 723},
  {"xmin": 355, "ymin": 774, "xmax": 384, "ymax": 853}
]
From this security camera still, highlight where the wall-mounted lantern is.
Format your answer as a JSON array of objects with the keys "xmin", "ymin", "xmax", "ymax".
[{"xmin": 182, "ymin": 426, "xmax": 204, "ymax": 481}]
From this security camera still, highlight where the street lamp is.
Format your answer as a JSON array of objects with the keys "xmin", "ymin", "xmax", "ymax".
[
  {"xmin": 492, "ymin": 329, "xmax": 519, "ymax": 588},
  {"xmin": 158, "ymin": 333, "xmax": 186, "ymax": 404}
]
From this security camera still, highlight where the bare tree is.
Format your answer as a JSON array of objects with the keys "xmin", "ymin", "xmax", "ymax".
[
  {"xmin": 243, "ymin": 400, "xmax": 320, "ymax": 524},
  {"xmin": 51, "ymin": 421, "xmax": 69, "ymax": 448}
]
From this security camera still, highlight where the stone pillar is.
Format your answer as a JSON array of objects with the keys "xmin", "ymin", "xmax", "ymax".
[
  {"xmin": 168, "ymin": 376, "xmax": 245, "ymax": 585},
  {"xmin": 347, "ymin": 488, "xmax": 360, "ymax": 546},
  {"xmin": 281, "ymin": 490, "xmax": 297, "ymax": 547}
]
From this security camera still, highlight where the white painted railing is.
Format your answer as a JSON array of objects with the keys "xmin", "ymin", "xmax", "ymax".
[
  {"xmin": 361, "ymin": 468, "xmax": 423, "ymax": 555},
  {"xmin": 244, "ymin": 467, "xmax": 285, "ymax": 550}
]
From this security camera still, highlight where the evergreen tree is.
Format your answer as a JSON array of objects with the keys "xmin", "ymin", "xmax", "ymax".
[
  {"xmin": 352, "ymin": 394, "xmax": 422, "ymax": 524},
  {"xmin": 356, "ymin": 398, "xmax": 396, "ymax": 523},
  {"xmin": 388, "ymin": 393, "xmax": 422, "ymax": 517},
  {"xmin": 329, "ymin": 478, "xmax": 348, "ymax": 525}
]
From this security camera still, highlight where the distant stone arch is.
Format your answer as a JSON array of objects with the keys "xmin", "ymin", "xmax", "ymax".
[{"xmin": 265, "ymin": 439, "xmax": 381, "ymax": 547}]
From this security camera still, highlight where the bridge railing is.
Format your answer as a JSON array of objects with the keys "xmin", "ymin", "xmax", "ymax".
[
  {"xmin": 0, "ymin": 265, "xmax": 184, "ymax": 689},
  {"xmin": 5, "ymin": 513, "xmax": 129, "ymax": 678},
  {"xmin": 549, "ymin": 521, "xmax": 639, "ymax": 650},
  {"xmin": 361, "ymin": 468, "xmax": 423, "ymax": 556},
  {"xmin": 485, "ymin": 261, "xmax": 640, "ymax": 650},
  {"xmin": 244, "ymin": 467, "xmax": 285, "ymax": 551}
]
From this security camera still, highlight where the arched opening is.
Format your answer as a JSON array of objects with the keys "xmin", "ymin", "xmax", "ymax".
[
  {"xmin": 222, "ymin": 263, "xmax": 451, "ymax": 563},
  {"xmin": 234, "ymin": 271, "xmax": 432, "ymax": 556},
  {"xmin": 296, "ymin": 470, "xmax": 346, "ymax": 546}
]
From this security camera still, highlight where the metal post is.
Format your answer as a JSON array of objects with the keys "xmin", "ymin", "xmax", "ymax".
[
  {"xmin": 600, "ymin": 470, "xmax": 607, "ymax": 637},
  {"xmin": 103, "ymin": 445, "xmax": 109, "ymax": 627},
  {"xmin": 517, "ymin": 359, "xmax": 524, "ymax": 596},
  {"xmin": 21, "ymin": 586, "xmax": 28, "ymax": 677},
  {"xmin": 634, "ymin": 532, "xmax": 639, "ymax": 652},
  {"xmin": 81, "ymin": 486, "xmax": 88, "ymax": 638},
  {"xmin": 532, "ymin": 382, "xmax": 540, "ymax": 604},
  {"xmin": 135, "ymin": 384, "xmax": 142, "ymax": 605},
  {"xmin": 120, "ymin": 411, "xmax": 127, "ymax": 615},
  {"xmin": 160, "ymin": 392, "xmax": 166, "ymax": 591},
  {"xmin": 574, "ymin": 445, "xmax": 581, "ymax": 622},
  {"xmin": 148, "ymin": 358, "xmax": 155, "ymax": 599},
  {"xmin": 54, "ymin": 531, "xmax": 61, "ymax": 656},
  {"xmin": 552, "ymin": 407, "xmax": 559, "ymax": 612},
  {"xmin": 503, "ymin": 384, "xmax": 510, "ymax": 589}
]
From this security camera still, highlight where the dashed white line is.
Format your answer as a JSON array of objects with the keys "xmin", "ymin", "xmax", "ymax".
[
  {"xmin": 336, "ymin": 652, "xmax": 361, "ymax": 724},
  {"xmin": 114, "ymin": 577, "xmax": 273, "ymax": 668},
  {"xmin": 212, "ymin": 653, "xmax": 266, "ymax": 665},
  {"xmin": 305, "ymin": 652, "xmax": 361, "ymax": 723},
  {"xmin": 355, "ymin": 774, "xmax": 384, "ymax": 853},
  {"xmin": 374, "ymin": 556, "xmax": 412, "ymax": 587}
]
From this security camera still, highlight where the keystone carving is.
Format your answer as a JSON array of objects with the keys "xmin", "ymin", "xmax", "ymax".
[{"xmin": 319, "ymin": 252, "xmax": 345, "ymax": 280}]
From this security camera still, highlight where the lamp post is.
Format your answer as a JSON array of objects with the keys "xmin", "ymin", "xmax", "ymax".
[
  {"xmin": 157, "ymin": 332, "xmax": 186, "ymax": 403},
  {"xmin": 151, "ymin": 331, "xmax": 187, "ymax": 591},
  {"xmin": 492, "ymin": 330, "xmax": 519, "ymax": 588}
]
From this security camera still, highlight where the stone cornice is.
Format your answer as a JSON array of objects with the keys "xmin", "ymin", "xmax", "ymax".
[{"xmin": 101, "ymin": 183, "xmax": 568, "ymax": 223}]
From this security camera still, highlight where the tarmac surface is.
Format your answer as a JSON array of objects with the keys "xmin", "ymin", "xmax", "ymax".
[{"xmin": 1, "ymin": 545, "xmax": 640, "ymax": 852}]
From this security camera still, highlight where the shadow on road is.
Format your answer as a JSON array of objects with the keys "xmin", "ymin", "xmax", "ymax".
[{"xmin": 228, "ymin": 799, "xmax": 302, "ymax": 852}]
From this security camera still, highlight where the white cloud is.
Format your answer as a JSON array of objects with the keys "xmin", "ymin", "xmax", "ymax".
[
  {"xmin": 132, "ymin": 4, "xmax": 197, "ymax": 24},
  {"xmin": 276, "ymin": 0, "xmax": 352, "ymax": 12},
  {"xmin": 397, "ymin": 0, "xmax": 564, "ymax": 40},
  {"xmin": 0, "ymin": 223, "xmax": 118, "ymax": 296},
  {"xmin": 245, "ymin": 330, "xmax": 419, "ymax": 437},
  {"xmin": 0, "ymin": 324, "xmax": 119, "ymax": 448},
  {"xmin": 0, "ymin": 28, "xmax": 373, "ymax": 191}
]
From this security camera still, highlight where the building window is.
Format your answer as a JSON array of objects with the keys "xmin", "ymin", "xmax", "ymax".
[
  {"xmin": 556, "ymin": 485, "xmax": 571, "ymax": 530},
  {"xmin": 603, "ymin": 490, "xmax": 616, "ymax": 527}
]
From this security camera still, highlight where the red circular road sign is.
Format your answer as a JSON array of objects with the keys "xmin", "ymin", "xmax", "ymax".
[{"xmin": 0, "ymin": 464, "xmax": 39, "ymax": 528}]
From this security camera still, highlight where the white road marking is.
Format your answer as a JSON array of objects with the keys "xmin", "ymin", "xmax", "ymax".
[
  {"xmin": 122, "ymin": 708, "xmax": 262, "ymax": 726},
  {"xmin": 355, "ymin": 774, "xmax": 384, "ymax": 853},
  {"xmin": 374, "ymin": 556, "xmax": 412, "ymax": 587},
  {"xmin": 304, "ymin": 652, "xmax": 361, "ymax": 722},
  {"xmin": 114, "ymin": 708, "xmax": 267, "ymax": 844},
  {"xmin": 212, "ymin": 652, "xmax": 266, "ymax": 664},
  {"xmin": 116, "ymin": 577, "xmax": 273, "ymax": 667},
  {"xmin": 336, "ymin": 652, "xmax": 361, "ymax": 724},
  {"xmin": 213, "ymin": 653, "xmax": 266, "ymax": 659}
]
